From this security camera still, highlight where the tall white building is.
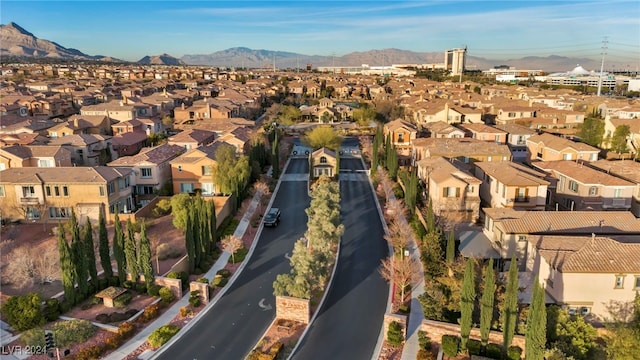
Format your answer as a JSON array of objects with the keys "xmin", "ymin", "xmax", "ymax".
[{"xmin": 445, "ymin": 48, "xmax": 466, "ymax": 76}]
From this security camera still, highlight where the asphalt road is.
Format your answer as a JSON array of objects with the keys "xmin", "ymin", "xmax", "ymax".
[
  {"xmin": 155, "ymin": 158, "xmax": 310, "ymax": 360},
  {"xmin": 291, "ymin": 157, "xmax": 389, "ymax": 360}
]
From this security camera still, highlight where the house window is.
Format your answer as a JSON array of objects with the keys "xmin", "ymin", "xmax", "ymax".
[
  {"xmin": 202, "ymin": 166, "xmax": 212, "ymax": 176},
  {"xmin": 107, "ymin": 182, "xmax": 115, "ymax": 195},
  {"xmin": 180, "ymin": 183, "xmax": 194, "ymax": 193},
  {"xmin": 141, "ymin": 168, "xmax": 152, "ymax": 178},
  {"xmin": 614, "ymin": 188, "xmax": 623, "ymax": 198},
  {"xmin": 62, "ymin": 186, "xmax": 69, "ymax": 197},
  {"xmin": 398, "ymin": 133, "xmax": 404, "ymax": 142},
  {"xmin": 38, "ymin": 159, "xmax": 53, "ymax": 167},
  {"xmin": 26, "ymin": 207, "xmax": 40, "ymax": 220},
  {"xmin": 463, "ymin": 156, "xmax": 470, "ymax": 164},
  {"xmin": 178, "ymin": 166, "xmax": 183, "ymax": 172},
  {"xmin": 568, "ymin": 180, "xmax": 578, "ymax": 193},
  {"xmin": 467, "ymin": 186, "xmax": 474, "ymax": 193},
  {"xmin": 22, "ymin": 186, "xmax": 35, "ymax": 197},
  {"xmin": 615, "ymin": 275, "xmax": 625, "ymax": 289},
  {"xmin": 99, "ymin": 186, "xmax": 105, "ymax": 197},
  {"xmin": 487, "ymin": 156, "xmax": 492, "ymax": 162},
  {"xmin": 634, "ymin": 276, "xmax": 640, "ymax": 290},
  {"xmin": 49, "ymin": 207, "xmax": 71, "ymax": 219},
  {"xmin": 589, "ymin": 186, "xmax": 598, "ymax": 196},
  {"xmin": 518, "ymin": 235, "xmax": 527, "ymax": 242},
  {"xmin": 515, "ymin": 188, "xmax": 528, "ymax": 202},
  {"xmin": 563, "ymin": 153, "xmax": 573, "ymax": 160},
  {"xmin": 495, "ymin": 135, "xmax": 501, "ymax": 143},
  {"xmin": 201, "ymin": 183, "xmax": 214, "ymax": 195},
  {"xmin": 590, "ymin": 153, "xmax": 597, "ymax": 161},
  {"xmin": 320, "ymin": 156, "xmax": 327, "ymax": 164},
  {"xmin": 443, "ymin": 187, "xmax": 460, "ymax": 198},
  {"xmin": 516, "ymin": 135, "xmax": 526, "ymax": 145}
]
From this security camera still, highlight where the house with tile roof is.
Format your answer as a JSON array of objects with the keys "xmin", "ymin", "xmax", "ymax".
[
  {"xmin": 0, "ymin": 133, "xmax": 49, "ymax": 147},
  {"xmin": 384, "ymin": 118, "xmax": 418, "ymax": 164},
  {"xmin": 458, "ymin": 123, "xmax": 508, "ymax": 144},
  {"xmin": 533, "ymin": 160, "xmax": 635, "ymax": 212},
  {"xmin": 526, "ymin": 133, "xmax": 600, "ymax": 163},
  {"xmin": 603, "ymin": 116, "xmax": 640, "ymax": 155},
  {"xmin": 525, "ymin": 235, "xmax": 640, "ymax": 319},
  {"xmin": 0, "ymin": 145, "xmax": 72, "ymax": 170},
  {"xmin": 0, "ymin": 166, "xmax": 133, "ymax": 224},
  {"xmin": 310, "ymin": 147, "xmax": 338, "ymax": 178},
  {"xmin": 107, "ymin": 143, "xmax": 185, "ymax": 197},
  {"xmin": 588, "ymin": 159, "xmax": 640, "ymax": 217},
  {"xmin": 170, "ymin": 142, "xmax": 234, "ymax": 195},
  {"xmin": 48, "ymin": 134, "xmax": 116, "ymax": 166},
  {"xmin": 475, "ymin": 161, "xmax": 550, "ymax": 210},
  {"xmin": 411, "ymin": 137, "xmax": 512, "ymax": 170},
  {"xmin": 167, "ymin": 129, "xmax": 217, "ymax": 150},
  {"xmin": 494, "ymin": 123, "xmax": 537, "ymax": 162},
  {"xmin": 416, "ymin": 156, "xmax": 482, "ymax": 222},
  {"xmin": 422, "ymin": 121, "xmax": 465, "ymax": 139},
  {"xmin": 110, "ymin": 131, "xmax": 149, "ymax": 157}
]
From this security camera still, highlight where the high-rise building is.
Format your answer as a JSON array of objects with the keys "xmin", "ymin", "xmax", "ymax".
[{"xmin": 445, "ymin": 48, "xmax": 466, "ymax": 76}]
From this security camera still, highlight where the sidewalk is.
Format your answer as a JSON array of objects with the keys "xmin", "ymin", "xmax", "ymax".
[{"xmin": 104, "ymin": 188, "xmax": 264, "ymax": 360}]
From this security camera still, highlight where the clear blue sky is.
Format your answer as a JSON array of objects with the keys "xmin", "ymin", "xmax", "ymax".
[{"xmin": 1, "ymin": 1, "xmax": 638, "ymax": 63}]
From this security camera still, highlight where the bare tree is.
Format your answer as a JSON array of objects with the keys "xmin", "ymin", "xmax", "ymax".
[
  {"xmin": 360, "ymin": 135, "xmax": 373, "ymax": 161},
  {"xmin": 253, "ymin": 180, "xmax": 271, "ymax": 214},
  {"xmin": 221, "ymin": 235, "xmax": 243, "ymax": 263},
  {"xmin": 379, "ymin": 255, "xmax": 422, "ymax": 312},
  {"xmin": 376, "ymin": 168, "xmax": 395, "ymax": 203},
  {"xmin": 4, "ymin": 246, "xmax": 37, "ymax": 287}
]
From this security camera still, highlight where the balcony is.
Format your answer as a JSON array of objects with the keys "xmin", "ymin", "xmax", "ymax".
[{"xmin": 19, "ymin": 197, "xmax": 42, "ymax": 205}]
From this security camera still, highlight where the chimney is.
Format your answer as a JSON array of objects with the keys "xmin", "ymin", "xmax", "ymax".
[{"xmin": 181, "ymin": 103, "xmax": 185, "ymax": 110}]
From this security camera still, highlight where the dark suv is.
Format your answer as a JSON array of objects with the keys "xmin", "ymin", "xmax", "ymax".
[{"xmin": 263, "ymin": 208, "xmax": 281, "ymax": 227}]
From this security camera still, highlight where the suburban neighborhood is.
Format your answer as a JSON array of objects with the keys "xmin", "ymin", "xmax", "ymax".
[{"xmin": 1, "ymin": 26, "xmax": 640, "ymax": 360}]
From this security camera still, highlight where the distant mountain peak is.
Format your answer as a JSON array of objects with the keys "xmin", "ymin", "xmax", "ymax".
[
  {"xmin": 3, "ymin": 22, "xmax": 35, "ymax": 37},
  {"xmin": 137, "ymin": 53, "xmax": 185, "ymax": 65}
]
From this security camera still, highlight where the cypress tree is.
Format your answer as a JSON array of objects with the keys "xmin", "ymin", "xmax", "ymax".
[
  {"xmin": 426, "ymin": 198, "xmax": 436, "ymax": 234},
  {"xmin": 503, "ymin": 255, "xmax": 519, "ymax": 351},
  {"xmin": 406, "ymin": 168, "xmax": 418, "ymax": 214},
  {"xmin": 387, "ymin": 143, "xmax": 398, "ymax": 179},
  {"xmin": 70, "ymin": 210, "xmax": 88, "ymax": 297},
  {"xmin": 208, "ymin": 200, "xmax": 217, "ymax": 251},
  {"xmin": 446, "ymin": 229, "xmax": 456, "ymax": 264},
  {"xmin": 137, "ymin": 221, "xmax": 154, "ymax": 292},
  {"xmin": 480, "ymin": 258, "xmax": 496, "ymax": 347},
  {"xmin": 112, "ymin": 213, "xmax": 126, "ymax": 284},
  {"xmin": 271, "ymin": 130, "xmax": 280, "ymax": 179},
  {"xmin": 57, "ymin": 224, "xmax": 75, "ymax": 304},
  {"xmin": 191, "ymin": 200, "xmax": 202, "ymax": 268},
  {"xmin": 124, "ymin": 218, "xmax": 139, "ymax": 282},
  {"xmin": 198, "ymin": 198, "xmax": 210, "ymax": 264},
  {"xmin": 98, "ymin": 208, "xmax": 112, "ymax": 279},
  {"xmin": 525, "ymin": 276, "xmax": 546, "ymax": 360},
  {"xmin": 460, "ymin": 258, "xmax": 476, "ymax": 351},
  {"xmin": 308, "ymin": 153, "xmax": 314, "ymax": 178},
  {"xmin": 83, "ymin": 217, "xmax": 98, "ymax": 284},
  {"xmin": 186, "ymin": 209, "xmax": 196, "ymax": 273},
  {"xmin": 335, "ymin": 149, "xmax": 340, "ymax": 178}
]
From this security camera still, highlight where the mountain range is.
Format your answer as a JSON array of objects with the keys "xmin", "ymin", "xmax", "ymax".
[{"xmin": 0, "ymin": 22, "xmax": 622, "ymax": 72}]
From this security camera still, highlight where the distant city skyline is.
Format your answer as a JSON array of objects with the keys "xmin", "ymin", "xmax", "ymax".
[{"xmin": 1, "ymin": 1, "xmax": 638, "ymax": 64}]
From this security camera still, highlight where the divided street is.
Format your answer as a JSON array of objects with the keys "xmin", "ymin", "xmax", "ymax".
[
  {"xmin": 154, "ymin": 158, "xmax": 311, "ymax": 360},
  {"xmin": 291, "ymin": 157, "xmax": 389, "ymax": 359}
]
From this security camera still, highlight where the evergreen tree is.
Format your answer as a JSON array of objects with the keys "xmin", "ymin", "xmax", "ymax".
[
  {"xmin": 112, "ymin": 213, "xmax": 126, "ymax": 284},
  {"xmin": 480, "ymin": 258, "xmax": 496, "ymax": 347},
  {"xmin": 335, "ymin": 148, "xmax": 340, "ymax": 178},
  {"xmin": 137, "ymin": 221, "xmax": 154, "ymax": 291},
  {"xmin": 371, "ymin": 133, "xmax": 379, "ymax": 177},
  {"xmin": 70, "ymin": 210, "xmax": 88, "ymax": 297},
  {"xmin": 197, "ymin": 197, "xmax": 210, "ymax": 267},
  {"xmin": 503, "ymin": 255, "xmax": 519, "ymax": 351},
  {"xmin": 406, "ymin": 168, "xmax": 418, "ymax": 215},
  {"xmin": 124, "ymin": 219, "xmax": 139, "ymax": 282},
  {"xmin": 387, "ymin": 144, "xmax": 398, "ymax": 179},
  {"xmin": 460, "ymin": 258, "xmax": 476, "ymax": 351},
  {"xmin": 185, "ymin": 209, "xmax": 196, "ymax": 273},
  {"xmin": 83, "ymin": 217, "xmax": 98, "ymax": 283},
  {"xmin": 525, "ymin": 277, "xmax": 546, "ymax": 360},
  {"xmin": 57, "ymin": 225, "xmax": 75, "ymax": 304},
  {"xmin": 382, "ymin": 132, "xmax": 390, "ymax": 166},
  {"xmin": 446, "ymin": 229, "xmax": 456, "ymax": 264},
  {"xmin": 425, "ymin": 198, "xmax": 436, "ymax": 234},
  {"xmin": 308, "ymin": 153, "xmax": 314, "ymax": 178},
  {"xmin": 98, "ymin": 208, "xmax": 112, "ymax": 279},
  {"xmin": 191, "ymin": 202, "xmax": 202, "ymax": 268},
  {"xmin": 271, "ymin": 130, "xmax": 280, "ymax": 179},
  {"xmin": 208, "ymin": 200, "xmax": 217, "ymax": 251}
]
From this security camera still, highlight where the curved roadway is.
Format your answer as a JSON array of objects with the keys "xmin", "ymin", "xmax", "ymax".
[{"xmin": 154, "ymin": 158, "xmax": 310, "ymax": 360}]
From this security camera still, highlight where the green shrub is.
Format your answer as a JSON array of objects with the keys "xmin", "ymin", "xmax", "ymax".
[
  {"xmin": 228, "ymin": 248, "xmax": 249, "ymax": 263},
  {"xmin": 75, "ymin": 292, "xmax": 86, "ymax": 306},
  {"xmin": 20, "ymin": 328, "xmax": 45, "ymax": 348},
  {"xmin": 148, "ymin": 284, "xmax": 162, "ymax": 297},
  {"xmin": 135, "ymin": 282, "xmax": 147, "ymax": 294},
  {"xmin": 196, "ymin": 277, "xmax": 209, "ymax": 284},
  {"xmin": 113, "ymin": 292, "xmax": 133, "ymax": 308},
  {"xmin": 52, "ymin": 319, "xmax": 96, "ymax": 347},
  {"xmin": 410, "ymin": 215, "xmax": 427, "ymax": 239},
  {"xmin": 189, "ymin": 290, "xmax": 202, "ymax": 307},
  {"xmin": 0, "ymin": 293, "xmax": 45, "ymax": 331},
  {"xmin": 386, "ymin": 321, "xmax": 404, "ymax": 346},
  {"xmin": 108, "ymin": 275, "xmax": 120, "ymax": 287},
  {"xmin": 168, "ymin": 271, "xmax": 189, "ymax": 290},
  {"xmin": 507, "ymin": 345, "xmax": 523, "ymax": 360},
  {"xmin": 122, "ymin": 280, "xmax": 134, "ymax": 289},
  {"xmin": 95, "ymin": 313, "xmax": 110, "ymax": 323},
  {"xmin": 211, "ymin": 275, "xmax": 228, "ymax": 287},
  {"xmin": 216, "ymin": 269, "xmax": 232, "ymax": 278},
  {"xmin": 219, "ymin": 218, "xmax": 240, "ymax": 240},
  {"xmin": 148, "ymin": 324, "xmax": 180, "ymax": 348},
  {"xmin": 467, "ymin": 339, "xmax": 482, "ymax": 355},
  {"xmin": 75, "ymin": 345, "xmax": 105, "ymax": 360},
  {"xmin": 417, "ymin": 330, "xmax": 431, "ymax": 351},
  {"xmin": 486, "ymin": 343, "xmax": 503, "ymax": 359},
  {"xmin": 393, "ymin": 184, "xmax": 404, "ymax": 199},
  {"xmin": 159, "ymin": 287, "xmax": 174, "ymax": 304},
  {"xmin": 43, "ymin": 298, "xmax": 60, "ymax": 322},
  {"xmin": 118, "ymin": 322, "xmax": 136, "ymax": 339},
  {"xmin": 140, "ymin": 303, "xmax": 160, "ymax": 322},
  {"xmin": 442, "ymin": 335, "xmax": 460, "ymax": 357},
  {"xmin": 90, "ymin": 296, "xmax": 103, "ymax": 305},
  {"xmin": 98, "ymin": 278, "xmax": 109, "ymax": 291},
  {"xmin": 416, "ymin": 349, "xmax": 436, "ymax": 360}
]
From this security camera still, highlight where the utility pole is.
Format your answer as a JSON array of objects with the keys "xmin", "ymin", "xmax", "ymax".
[{"xmin": 597, "ymin": 37, "xmax": 608, "ymax": 97}]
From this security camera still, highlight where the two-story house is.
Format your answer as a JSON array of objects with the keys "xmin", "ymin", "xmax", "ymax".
[
  {"xmin": 167, "ymin": 129, "xmax": 217, "ymax": 150},
  {"xmin": 533, "ymin": 160, "xmax": 635, "ymax": 211},
  {"xmin": 588, "ymin": 160, "xmax": 640, "ymax": 218},
  {"xmin": 107, "ymin": 143, "xmax": 185, "ymax": 198},
  {"xmin": 416, "ymin": 156, "xmax": 482, "ymax": 222},
  {"xmin": 412, "ymin": 138, "xmax": 512, "ymax": 170},
  {"xmin": 0, "ymin": 166, "xmax": 133, "ymax": 223},
  {"xmin": 170, "ymin": 142, "xmax": 233, "ymax": 195},
  {"xmin": 494, "ymin": 124, "xmax": 537, "ymax": 162},
  {"xmin": 526, "ymin": 235, "xmax": 640, "ymax": 320},
  {"xmin": 526, "ymin": 133, "xmax": 600, "ymax": 163},
  {"xmin": 475, "ymin": 161, "xmax": 550, "ymax": 210},
  {"xmin": 458, "ymin": 123, "xmax": 507, "ymax": 144},
  {"xmin": 47, "ymin": 134, "xmax": 116, "ymax": 166},
  {"xmin": 0, "ymin": 145, "xmax": 72, "ymax": 170},
  {"xmin": 383, "ymin": 118, "xmax": 418, "ymax": 165},
  {"xmin": 422, "ymin": 121, "xmax": 466, "ymax": 139},
  {"xmin": 310, "ymin": 147, "xmax": 338, "ymax": 178}
]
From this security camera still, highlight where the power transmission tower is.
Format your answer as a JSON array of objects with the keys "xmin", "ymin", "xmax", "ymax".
[{"xmin": 597, "ymin": 37, "xmax": 608, "ymax": 97}]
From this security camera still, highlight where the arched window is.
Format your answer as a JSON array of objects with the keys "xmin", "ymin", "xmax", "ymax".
[{"xmin": 320, "ymin": 156, "xmax": 327, "ymax": 164}]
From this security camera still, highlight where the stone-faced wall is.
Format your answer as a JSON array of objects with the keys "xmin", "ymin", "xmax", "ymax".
[
  {"xmin": 154, "ymin": 276, "xmax": 182, "ymax": 299},
  {"xmin": 275, "ymin": 296, "xmax": 310, "ymax": 324}
]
